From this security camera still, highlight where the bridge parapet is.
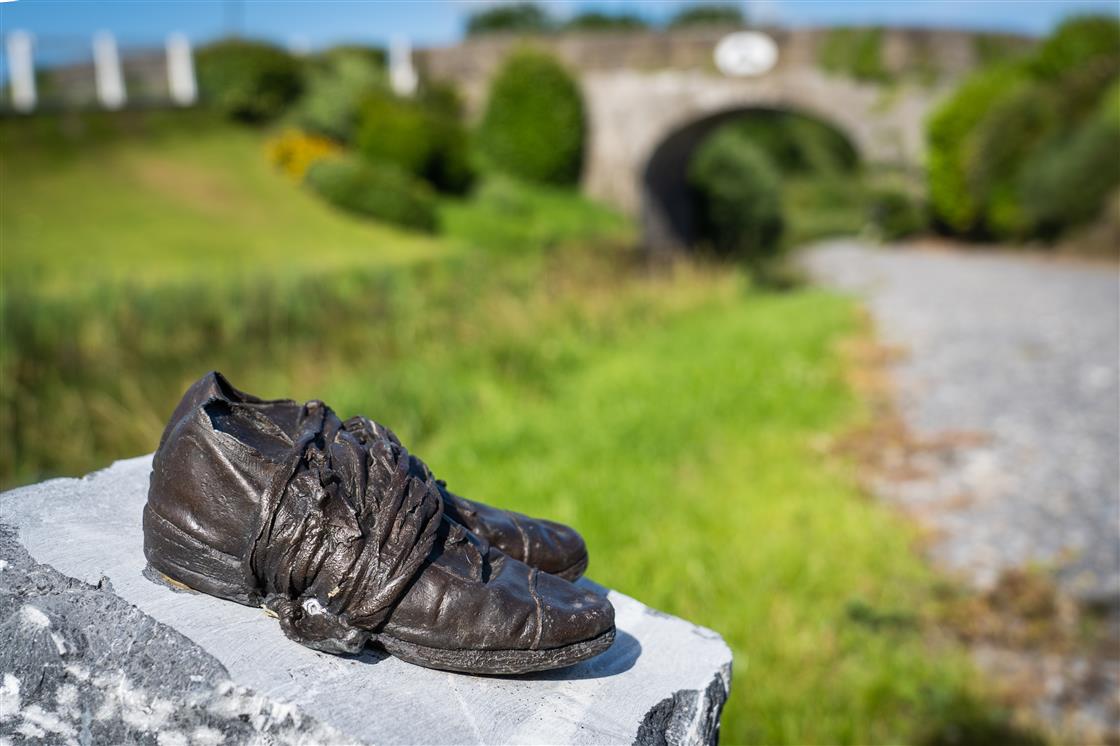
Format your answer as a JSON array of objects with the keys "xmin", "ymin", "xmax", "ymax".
[{"xmin": 417, "ymin": 26, "xmax": 1030, "ymax": 112}]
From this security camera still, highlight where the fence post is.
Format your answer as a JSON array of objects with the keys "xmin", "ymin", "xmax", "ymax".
[
  {"xmin": 166, "ymin": 33, "xmax": 197, "ymax": 106},
  {"xmin": 389, "ymin": 34, "xmax": 418, "ymax": 97},
  {"xmin": 92, "ymin": 31, "xmax": 126, "ymax": 109},
  {"xmin": 6, "ymin": 31, "xmax": 37, "ymax": 113}
]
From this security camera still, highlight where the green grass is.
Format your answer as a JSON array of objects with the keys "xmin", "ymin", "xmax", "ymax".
[
  {"xmin": 0, "ymin": 114, "xmax": 1033, "ymax": 745},
  {"xmin": 440, "ymin": 174, "xmax": 631, "ymax": 253},
  {"xmin": 0, "ymin": 112, "xmax": 447, "ymax": 292},
  {"xmin": 395, "ymin": 287, "xmax": 1017, "ymax": 745}
]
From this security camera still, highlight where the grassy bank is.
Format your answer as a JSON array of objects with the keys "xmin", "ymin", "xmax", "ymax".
[
  {"xmin": 0, "ymin": 113, "xmax": 628, "ymax": 291},
  {"xmin": 1, "ymin": 116, "xmax": 1025, "ymax": 744},
  {"xmin": 0, "ymin": 114, "xmax": 444, "ymax": 292}
]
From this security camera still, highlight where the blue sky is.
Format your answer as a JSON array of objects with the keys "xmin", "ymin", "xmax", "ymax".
[{"xmin": 1, "ymin": 0, "xmax": 1117, "ymax": 62}]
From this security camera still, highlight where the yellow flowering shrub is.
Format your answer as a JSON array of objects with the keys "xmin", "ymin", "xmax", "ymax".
[{"xmin": 265, "ymin": 129, "xmax": 341, "ymax": 181}]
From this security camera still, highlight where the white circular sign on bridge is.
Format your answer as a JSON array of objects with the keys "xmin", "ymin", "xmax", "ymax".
[{"xmin": 714, "ymin": 31, "xmax": 778, "ymax": 77}]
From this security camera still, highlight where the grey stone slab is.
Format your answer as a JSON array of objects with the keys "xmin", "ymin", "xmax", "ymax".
[
  {"xmin": 0, "ymin": 456, "xmax": 732, "ymax": 745},
  {"xmin": 0, "ymin": 526, "xmax": 348, "ymax": 745}
]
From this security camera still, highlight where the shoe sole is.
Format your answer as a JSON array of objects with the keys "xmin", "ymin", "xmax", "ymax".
[
  {"xmin": 377, "ymin": 626, "xmax": 615, "ymax": 675},
  {"xmin": 147, "ymin": 564, "xmax": 614, "ymax": 675}
]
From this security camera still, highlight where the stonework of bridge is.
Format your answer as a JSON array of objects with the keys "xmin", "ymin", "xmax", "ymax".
[{"xmin": 419, "ymin": 27, "xmax": 1031, "ymax": 250}]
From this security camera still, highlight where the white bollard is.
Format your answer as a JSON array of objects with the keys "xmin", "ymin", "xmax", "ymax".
[
  {"xmin": 389, "ymin": 34, "xmax": 418, "ymax": 97},
  {"xmin": 6, "ymin": 31, "xmax": 36, "ymax": 113},
  {"xmin": 165, "ymin": 33, "xmax": 197, "ymax": 106},
  {"xmin": 92, "ymin": 31, "xmax": 126, "ymax": 110}
]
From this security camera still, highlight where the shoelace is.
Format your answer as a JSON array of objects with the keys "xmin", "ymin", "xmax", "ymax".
[{"xmin": 248, "ymin": 402, "xmax": 444, "ymax": 654}]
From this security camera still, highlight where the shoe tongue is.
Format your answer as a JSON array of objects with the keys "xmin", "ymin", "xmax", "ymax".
[
  {"xmin": 204, "ymin": 400, "xmax": 295, "ymax": 464},
  {"xmin": 163, "ymin": 371, "xmax": 299, "ymax": 449}
]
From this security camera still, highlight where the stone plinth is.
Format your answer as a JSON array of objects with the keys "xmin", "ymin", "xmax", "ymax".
[{"xmin": 0, "ymin": 456, "xmax": 732, "ymax": 745}]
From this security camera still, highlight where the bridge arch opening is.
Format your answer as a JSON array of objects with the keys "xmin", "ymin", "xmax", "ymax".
[{"xmin": 640, "ymin": 107, "xmax": 861, "ymax": 254}]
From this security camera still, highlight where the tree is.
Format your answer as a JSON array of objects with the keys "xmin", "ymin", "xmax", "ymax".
[
  {"xmin": 564, "ymin": 12, "xmax": 647, "ymax": 32},
  {"xmin": 467, "ymin": 3, "xmax": 552, "ymax": 36},
  {"xmin": 667, "ymin": 4, "xmax": 744, "ymax": 29}
]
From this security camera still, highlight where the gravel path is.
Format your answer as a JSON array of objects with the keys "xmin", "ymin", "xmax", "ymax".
[{"xmin": 806, "ymin": 240, "xmax": 1120, "ymax": 606}]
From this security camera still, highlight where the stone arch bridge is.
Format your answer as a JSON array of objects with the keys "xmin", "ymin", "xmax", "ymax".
[{"xmin": 419, "ymin": 27, "xmax": 1030, "ymax": 250}]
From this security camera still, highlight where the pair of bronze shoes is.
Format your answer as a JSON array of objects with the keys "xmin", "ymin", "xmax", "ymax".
[{"xmin": 143, "ymin": 372, "xmax": 614, "ymax": 675}]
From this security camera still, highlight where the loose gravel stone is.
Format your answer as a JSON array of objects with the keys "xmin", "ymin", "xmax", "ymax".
[{"xmin": 806, "ymin": 241, "xmax": 1119, "ymax": 604}]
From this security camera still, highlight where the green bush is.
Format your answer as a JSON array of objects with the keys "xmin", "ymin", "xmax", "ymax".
[
  {"xmin": 195, "ymin": 39, "xmax": 303, "ymax": 122},
  {"xmin": 1031, "ymin": 16, "xmax": 1120, "ymax": 80},
  {"xmin": 477, "ymin": 49, "xmax": 584, "ymax": 186},
  {"xmin": 783, "ymin": 176, "xmax": 869, "ymax": 246},
  {"xmin": 927, "ymin": 15, "xmax": 1119, "ymax": 242},
  {"xmin": 438, "ymin": 175, "xmax": 631, "ymax": 253},
  {"xmin": 867, "ymin": 186, "xmax": 926, "ymax": 241},
  {"xmin": 305, "ymin": 157, "xmax": 437, "ymax": 232},
  {"xmin": 728, "ymin": 112, "xmax": 859, "ymax": 176},
  {"xmin": 926, "ymin": 63, "xmax": 1028, "ymax": 235},
  {"xmin": 973, "ymin": 34, "xmax": 1031, "ymax": 67},
  {"xmin": 1096, "ymin": 78, "xmax": 1120, "ymax": 131},
  {"xmin": 293, "ymin": 46, "xmax": 386, "ymax": 142},
  {"xmin": 417, "ymin": 81, "xmax": 466, "ymax": 120},
  {"xmin": 1029, "ymin": 44, "xmax": 1120, "ymax": 138},
  {"xmin": 819, "ymin": 28, "xmax": 889, "ymax": 83},
  {"xmin": 667, "ymin": 4, "xmax": 743, "ymax": 28},
  {"xmin": 467, "ymin": 3, "xmax": 552, "ymax": 36},
  {"xmin": 966, "ymin": 82, "xmax": 1057, "ymax": 238},
  {"xmin": 688, "ymin": 130, "xmax": 785, "ymax": 264},
  {"xmin": 1020, "ymin": 85, "xmax": 1120, "ymax": 237},
  {"xmin": 355, "ymin": 90, "xmax": 473, "ymax": 195}
]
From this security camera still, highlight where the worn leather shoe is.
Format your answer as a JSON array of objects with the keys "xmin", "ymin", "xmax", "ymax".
[
  {"xmin": 143, "ymin": 373, "xmax": 614, "ymax": 674},
  {"xmin": 160, "ymin": 372, "xmax": 590, "ymax": 580}
]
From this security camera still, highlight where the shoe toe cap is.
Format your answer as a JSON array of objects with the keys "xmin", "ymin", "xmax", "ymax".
[
  {"xmin": 533, "ymin": 569, "xmax": 614, "ymax": 650},
  {"xmin": 526, "ymin": 517, "xmax": 589, "ymax": 578}
]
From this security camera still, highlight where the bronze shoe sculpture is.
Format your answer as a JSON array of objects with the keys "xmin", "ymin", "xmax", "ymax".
[
  {"xmin": 159, "ymin": 372, "xmax": 589, "ymax": 580},
  {"xmin": 144, "ymin": 374, "xmax": 614, "ymax": 674}
]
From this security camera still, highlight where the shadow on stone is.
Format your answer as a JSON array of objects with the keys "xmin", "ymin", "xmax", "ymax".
[
  {"xmin": 517, "ymin": 628, "xmax": 642, "ymax": 682},
  {"xmin": 354, "ymin": 646, "xmax": 392, "ymax": 666}
]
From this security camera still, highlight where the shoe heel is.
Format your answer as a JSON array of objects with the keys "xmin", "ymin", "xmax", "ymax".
[{"xmin": 143, "ymin": 503, "xmax": 260, "ymax": 606}]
